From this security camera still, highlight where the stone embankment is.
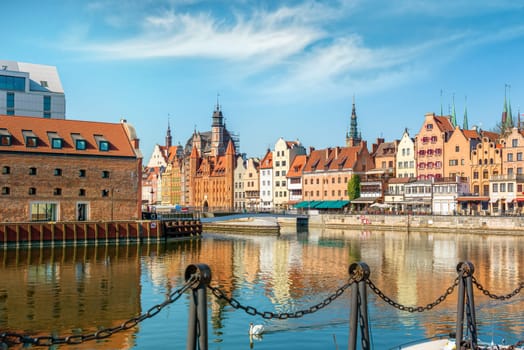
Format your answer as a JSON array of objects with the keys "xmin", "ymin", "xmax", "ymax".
[
  {"xmin": 202, "ymin": 217, "xmax": 281, "ymax": 235},
  {"xmin": 311, "ymin": 213, "xmax": 524, "ymax": 235}
]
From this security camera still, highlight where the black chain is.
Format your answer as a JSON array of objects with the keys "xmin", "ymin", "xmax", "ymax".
[
  {"xmin": 471, "ymin": 277, "xmax": 524, "ymax": 300},
  {"xmin": 366, "ymin": 276, "xmax": 460, "ymax": 312},
  {"xmin": 0, "ymin": 275, "xmax": 198, "ymax": 347},
  {"xmin": 207, "ymin": 278, "xmax": 355, "ymax": 320}
]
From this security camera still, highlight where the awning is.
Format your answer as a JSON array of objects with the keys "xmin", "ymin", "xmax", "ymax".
[
  {"xmin": 456, "ymin": 196, "xmax": 489, "ymax": 202},
  {"xmin": 314, "ymin": 200, "xmax": 350, "ymax": 209}
]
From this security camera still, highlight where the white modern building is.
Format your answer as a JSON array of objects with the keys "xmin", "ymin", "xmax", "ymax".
[{"xmin": 0, "ymin": 60, "xmax": 65, "ymax": 119}]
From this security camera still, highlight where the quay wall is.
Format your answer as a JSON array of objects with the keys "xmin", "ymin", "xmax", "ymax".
[{"xmin": 310, "ymin": 213, "xmax": 524, "ymax": 235}]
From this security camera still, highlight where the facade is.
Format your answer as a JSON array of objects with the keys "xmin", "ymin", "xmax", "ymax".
[
  {"xmin": 470, "ymin": 132, "xmax": 502, "ymax": 197},
  {"xmin": 0, "ymin": 60, "xmax": 65, "ymax": 119},
  {"xmin": 287, "ymin": 154, "xmax": 307, "ymax": 205},
  {"xmin": 384, "ymin": 177, "xmax": 412, "ymax": 211},
  {"xmin": 234, "ymin": 155, "xmax": 247, "ymax": 211},
  {"xmin": 302, "ymin": 143, "xmax": 373, "ymax": 202},
  {"xmin": 415, "ymin": 113, "xmax": 454, "ymax": 180},
  {"xmin": 432, "ymin": 176, "xmax": 469, "ymax": 215},
  {"xmin": 371, "ymin": 138, "xmax": 398, "ymax": 178},
  {"xmin": 272, "ymin": 138, "xmax": 306, "ymax": 209},
  {"xmin": 404, "ymin": 180, "xmax": 433, "ymax": 213},
  {"xmin": 0, "ymin": 115, "xmax": 142, "ymax": 221},
  {"xmin": 443, "ymin": 127, "xmax": 480, "ymax": 179},
  {"xmin": 244, "ymin": 158, "xmax": 260, "ymax": 211},
  {"xmin": 189, "ymin": 140, "xmax": 236, "ymax": 211},
  {"xmin": 259, "ymin": 150, "xmax": 273, "ymax": 210},
  {"xmin": 396, "ymin": 129, "xmax": 416, "ymax": 179}
]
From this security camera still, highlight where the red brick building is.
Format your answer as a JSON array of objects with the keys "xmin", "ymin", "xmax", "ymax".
[{"xmin": 0, "ymin": 115, "xmax": 142, "ymax": 222}]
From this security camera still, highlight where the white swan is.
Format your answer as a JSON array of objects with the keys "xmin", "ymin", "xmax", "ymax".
[{"xmin": 249, "ymin": 322, "xmax": 264, "ymax": 335}]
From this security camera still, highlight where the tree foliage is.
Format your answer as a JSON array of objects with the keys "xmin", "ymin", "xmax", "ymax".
[{"xmin": 347, "ymin": 174, "xmax": 360, "ymax": 200}]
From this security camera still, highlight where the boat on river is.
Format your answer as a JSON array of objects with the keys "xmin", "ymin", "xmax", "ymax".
[{"xmin": 393, "ymin": 336, "xmax": 524, "ymax": 349}]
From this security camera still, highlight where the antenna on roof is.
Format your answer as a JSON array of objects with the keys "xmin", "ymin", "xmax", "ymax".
[{"xmin": 216, "ymin": 92, "xmax": 220, "ymax": 110}]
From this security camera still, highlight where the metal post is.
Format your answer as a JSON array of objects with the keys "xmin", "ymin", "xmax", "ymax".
[
  {"xmin": 185, "ymin": 264, "xmax": 212, "ymax": 350},
  {"xmin": 455, "ymin": 261, "xmax": 477, "ymax": 348},
  {"xmin": 348, "ymin": 262, "xmax": 371, "ymax": 350}
]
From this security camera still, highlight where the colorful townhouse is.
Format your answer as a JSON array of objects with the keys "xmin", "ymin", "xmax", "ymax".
[{"xmin": 272, "ymin": 137, "xmax": 306, "ymax": 209}]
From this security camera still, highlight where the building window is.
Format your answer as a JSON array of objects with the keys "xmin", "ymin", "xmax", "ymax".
[
  {"xmin": 76, "ymin": 139, "xmax": 87, "ymax": 150},
  {"xmin": 508, "ymin": 183, "xmax": 514, "ymax": 192},
  {"xmin": 102, "ymin": 170, "xmax": 110, "ymax": 179},
  {"xmin": 52, "ymin": 138, "xmax": 63, "ymax": 149},
  {"xmin": 1, "ymin": 186, "xmax": 9, "ymax": 195},
  {"xmin": 492, "ymin": 184, "xmax": 498, "ymax": 192},
  {"xmin": 1, "ymin": 75, "xmax": 25, "ymax": 91},
  {"xmin": 512, "ymin": 139, "xmax": 518, "ymax": 147},
  {"xmin": 426, "ymin": 124, "xmax": 433, "ymax": 130},
  {"xmin": 507, "ymin": 153, "xmax": 514, "ymax": 162},
  {"xmin": 518, "ymin": 153, "xmax": 523, "ymax": 161},
  {"xmin": 54, "ymin": 188, "xmax": 62, "ymax": 196},
  {"xmin": 0, "ymin": 133, "xmax": 12, "ymax": 146},
  {"xmin": 99, "ymin": 140, "xmax": 109, "ymax": 151},
  {"xmin": 2, "ymin": 166, "xmax": 10, "ymax": 174},
  {"xmin": 29, "ymin": 167, "xmax": 37, "ymax": 175},
  {"xmin": 102, "ymin": 189, "xmax": 110, "ymax": 197},
  {"xmin": 25, "ymin": 136, "xmax": 38, "ymax": 147},
  {"xmin": 30, "ymin": 203, "xmax": 57, "ymax": 221},
  {"xmin": 28, "ymin": 187, "xmax": 36, "ymax": 195},
  {"xmin": 79, "ymin": 169, "xmax": 86, "ymax": 177},
  {"xmin": 78, "ymin": 189, "xmax": 86, "ymax": 196},
  {"xmin": 43, "ymin": 95, "xmax": 51, "ymax": 118},
  {"xmin": 54, "ymin": 168, "xmax": 62, "ymax": 176},
  {"xmin": 6, "ymin": 92, "xmax": 15, "ymax": 115},
  {"xmin": 455, "ymin": 145, "xmax": 460, "ymax": 152}
]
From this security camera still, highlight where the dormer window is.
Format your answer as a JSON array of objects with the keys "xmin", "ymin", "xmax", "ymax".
[
  {"xmin": 71, "ymin": 133, "xmax": 87, "ymax": 150},
  {"xmin": 95, "ymin": 135, "xmax": 110, "ymax": 151},
  {"xmin": 52, "ymin": 138, "xmax": 62, "ymax": 149},
  {"xmin": 76, "ymin": 139, "xmax": 86, "ymax": 150},
  {"xmin": 0, "ymin": 129, "xmax": 11, "ymax": 146},
  {"xmin": 23, "ymin": 130, "xmax": 38, "ymax": 147}
]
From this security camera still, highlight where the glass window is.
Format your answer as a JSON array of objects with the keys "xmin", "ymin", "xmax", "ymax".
[
  {"xmin": 29, "ymin": 167, "xmax": 37, "ymax": 175},
  {"xmin": 30, "ymin": 203, "xmax": 57, "ymax": 221},
  {"xmin": 51, "ymin": 138, "xmax": 62, "ymax": 149},
  {"xmin": 0, "ymin": 135, "xmax": 11, "ymax": 146},
  {"xmin": 25, "ymin": 136, "xmax": 37, "ymax": 147},
  {"xmin": 79, "ymin": 169, "xmax": 86, "ymax": 177},
  {"xmin": 518, "ymin": 153, "xmax": 523, "ymax": 161},
  {"xmin": 2, "ymin": 166, "xmax": 10, "ymax": 174},
  {"xmin": 1, "ymin": 186, "xmax": 9, "ymax": 195},
  {"xmin": 507, "ymin": 153, "xmax": 513, "ymax": 162},
  {"xmin": 6, "ymin": 92, "xmax": 15, "ymax": 115},
  {"xmin": 43, "ymin": 95, "xmax": 51, "ymax": 111},
  {"xmin": 0, "ymin": 75, "xmax": 25, "ymax": 91},
  {"xmin": 102, "ymin": 170, "xmax": 110, "ymax": 178},
  {"xmin": 508, "ymin": 183, "xmax": 514, "ymax": 192},
  {"xmin": 76, "ymin": 139, "xmax": 87, "ymax": 150},
  {"xmin": 102, "ymin": 189, "xmax": 110, "ymax": 197},
  {"xmin": 29, "ymin": 187, "xmax": 36, "ymax": 195},
  {"xmin": 54, "ymin": 188, "xmax": 62, "ymax": 196},
  {"xmin": 512, "ymin": 139, "xmax": 518, "ymax": 147},
  {"xmin": 99, "ymin": 140, "xmax": 109, "ymax": 151},
  {"xmin": 54, "ymin": 168, "xmax": 62, "ymax": 176}
]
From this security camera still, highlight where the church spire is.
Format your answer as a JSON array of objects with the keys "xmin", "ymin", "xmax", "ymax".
[
  {"xmin": 463, "ymin": 96, "xmax": 469, "ymax": 130},
  {"xmin": 165, "ymin": 115, "xmax": 172, "ymax": 148},
  {"xmin": 502, "ymin": 84, "xmax": 514, "ymax": 130},
  {"xmin": 346, "ymin": 95, "xmax": 361, "ymax": 147}
]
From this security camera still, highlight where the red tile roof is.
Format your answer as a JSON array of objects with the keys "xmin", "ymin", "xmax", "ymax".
[
  {"xmin": 260, "ymin": 150, "xmax": 273, "ymax": 169},
  {"xmin": 0, "ymin": 115, "xmax": 137, "ymax": 157},
  {"xmin": 303, "ymin": 146, "xmax": 362, "ymax": 172},
  {"xmin": 434, "ymin": 116, "xmax": 454, "ymax": 132},
  {"xmin": 287, "ymin": 154, "xmax": 307, "ymax": 178}
]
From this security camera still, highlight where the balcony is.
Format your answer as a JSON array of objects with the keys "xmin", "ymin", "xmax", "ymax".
[{"xmin": 490, "ymin": 174, "xmax": 524, "ymax": 182}]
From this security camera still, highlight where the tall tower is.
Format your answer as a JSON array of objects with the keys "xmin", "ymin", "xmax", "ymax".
[
  {"xmin": 165, "ymin": 118, "xmax": 172, "ymax": 148},
  {"xmin": 211, "ymin": 99, "xmax": 225, "ymax": 157},
  {"xmin": 346, "ymin": 96, "xmax": 362, "ymax": 147}
]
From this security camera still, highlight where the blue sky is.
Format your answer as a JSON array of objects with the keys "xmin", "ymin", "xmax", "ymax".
[{"xmin": 4, "ymin": 1, "xmax": 524, "ymax": 161}]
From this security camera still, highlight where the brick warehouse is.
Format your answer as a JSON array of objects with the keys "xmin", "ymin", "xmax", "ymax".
[{"xmin": 0, "ymin": 115, "xmax": 142, "ymax": 222}]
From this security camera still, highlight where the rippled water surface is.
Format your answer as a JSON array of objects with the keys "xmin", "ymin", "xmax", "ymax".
[{"xmin": 1, "ymin": 227, "xmax": 523, "ymax": 349}]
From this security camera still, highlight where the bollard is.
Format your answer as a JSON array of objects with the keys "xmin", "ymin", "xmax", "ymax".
[
  {"xmin": 455, "ymin": 261, "xmax": 478, "ymax": 349},
  {"xmin": 348, "ymin": 262, "xmax": 371, "ymax": 350},
  {"xmin": 185, "ymin": 264, "xmax": 212, "ymax": 350}
]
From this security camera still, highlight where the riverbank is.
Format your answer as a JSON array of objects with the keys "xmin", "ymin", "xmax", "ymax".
[{"xmin": 309, "ymin": 213, "xmax": 524, "ymax": 235}]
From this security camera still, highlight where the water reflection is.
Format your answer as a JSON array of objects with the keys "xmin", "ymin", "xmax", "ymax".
[{"xmin": 0, "ymin": 228, "xmax": 523, "ymax": 349}]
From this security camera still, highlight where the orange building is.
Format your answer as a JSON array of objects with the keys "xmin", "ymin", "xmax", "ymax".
[
  {"xmin": 443, "ymin": 126, "xmax": 481, "ymax": 179},
  {"xmin": 302, "ymin": 143, "xmax": 373, "ymax": 201},
  {"xmin": 470, "ymin": 131, "xmax": 501, "ymax": 197},
  {"xmin": 0, "ymin": 115, "xmax": 142, "ymax": 222},
  {"xmin": 415, "ymin": 113, "xmax": 454, "ymax": 180},
  {"xmin": 189, "ymin": 140, "xmax": 236, "ymax": 211}
]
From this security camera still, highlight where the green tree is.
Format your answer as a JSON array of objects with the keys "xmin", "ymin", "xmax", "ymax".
[{"xmin": 347, "ymin": 174, "xmax": 360, "ymax": 200}]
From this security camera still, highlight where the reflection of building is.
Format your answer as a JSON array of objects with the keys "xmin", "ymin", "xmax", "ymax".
[
  {"xmin": 0, "ymin": 115, "xmax": 142, "ymax": 221},
  {"xmin": 0, "ymin": 245, "xmax": 142, "ymax": 349}
]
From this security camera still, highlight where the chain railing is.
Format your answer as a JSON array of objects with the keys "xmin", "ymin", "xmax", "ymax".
[
  {"xmin": 207, "ymin": 278, "xmax": 354, "ymax": 320},
  {"xmin": 1, "ymin": 262, "xmax": 523, "ymax": 349}
]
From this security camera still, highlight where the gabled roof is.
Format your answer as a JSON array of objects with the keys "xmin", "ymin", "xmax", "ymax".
[
  {"xmin": 303, "ymin": 146, "xmax": 362, "ymax": 172},
  {"xmin": 373, "ymin": 141, "xmax": 398, "ymax": 158},
  {"xmin": 0, "ymin": 115, "xmax": 137, "ymax": 157},
  {"xmin": 434, "ymin": 115, "xmax": 454, "ymax": 132},
  {"xmin": 260, "ymin": 150, "xmax": 273, "ymax": 169},
  {"xmin": 287, "ymin": 154, "xmax": 307, "ymax": 178},
  {"xmin": 462, "ymin": 129, "xmax": 481, "ymax": 140},
  {"xmin": 480, "ymin": 130, "xmax": 500, "ymax": 142}
]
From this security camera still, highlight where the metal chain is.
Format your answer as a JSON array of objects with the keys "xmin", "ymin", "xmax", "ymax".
[
  {"xmin": 366, "ymin": 276, "xmax": 460, "ymax": 312},
  {"xmin": 0, "ymin": 275, "xmax": 199, "ymax": 347},
  {"xmin": 471, "ymin": 276, "xmax": 524, "ymax": 300},
  {"xmin": 207, "ymin": 278, "xmax": 355, "ymax": 320}
]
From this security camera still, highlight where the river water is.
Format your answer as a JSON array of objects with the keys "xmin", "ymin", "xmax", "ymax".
[{"xmin": 0, "ymin": 227, "xmax": 523, "ymax": 349}]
